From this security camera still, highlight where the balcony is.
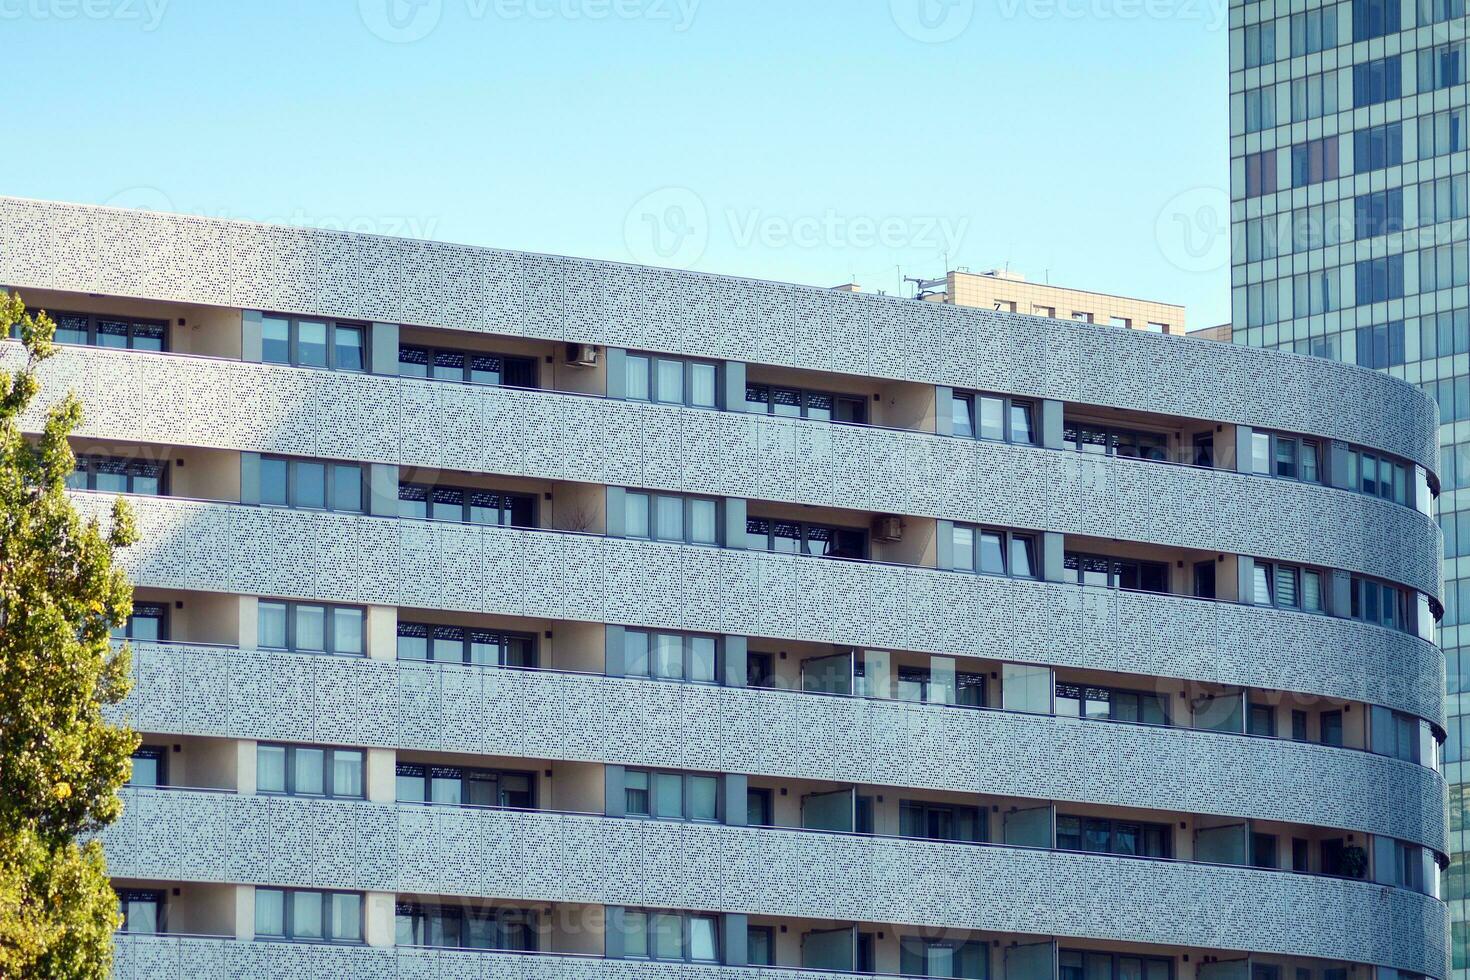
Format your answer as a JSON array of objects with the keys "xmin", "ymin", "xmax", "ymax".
[
  {"xmin": 84, "ymin": 494, "xmax": 1445, "ymax": 725},
  {"xmin": 99, "ymin": 788, "xmax": 1444, "ymax": 977},
  {"xmin": 15, "ymin": 341, "xmax": 1441, "ymax": 601},
  {"xmin": 116, "ymin": 643, "xmax": 1446, "ymax": 853}
]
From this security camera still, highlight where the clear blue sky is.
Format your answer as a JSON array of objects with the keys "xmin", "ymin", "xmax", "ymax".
[{"xmin": 1, "ymin": 0, "xmax": 1231, "ymax": 324}]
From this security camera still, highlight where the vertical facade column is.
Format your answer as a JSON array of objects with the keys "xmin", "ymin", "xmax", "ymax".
[
  {"xmin": 721, "ymin": 360, "xmax": 746, "ymax": 412},
  {"xmin": 241, "ymin": 310, "xmax": 263, "ymax": 363},
  {"xmin": 366, "ymin": 606, "xmax": 397, "ymax": 661},
  {"xmin": 239, "ymin": 453, "xmax": 261, "ymax": 505},
  {"xmin": 605, "ymin": 348, "xmax": 628, "ymax": 400},
  {"xmin": 369, "ymin": 322, "xmax": 399, "ymax": 375},
  {"xmin": 604, "ymin": 625, "xmax": 626, "ymax": 676},
  {"xmin": 1234, "ymin": 425, "xmax": 1255, "ymax": 473},
  {"xmin": 934, "ymin": 386, "xmax": 954, "ymax": 436},
  {"xmin": 368, "ymin": 464, "xmax": 399, "ymax": 517},
  {"xmin": 1040, "ymin": 399, "xmax": 1065, "ymax": 450},
  {"xmin": 722, "ymin": 635, "xmax": 748, "ymax": 688},
  {"xmin": 604, "ymin": 766, "xmax": 626, "ymax": 818},
  {"xmin": 724, "ymin": 497, "xmax": 747, "ymax": 550},
  {"xmin": 233, "ymin": 885, "xmax": 255, "ymax": 941},
  {"xmin": 721, "ymin": 773, "xmax": 748, "ymax": 826},
  {"xmin": 721, "ymin": 912, "xmax": 749, "ymax": 966},
  {"xmin": 235, "ymin": 739, "xmax": 257, "ymax": 795},
  {"xmin": 365, "ymin": 749, "xmax": 396, "ymax": 803},
  {"xmin": 364, "ymin": 892, "xmax": 396, "ymax": 948},
  {"xmin": 1237, "ymin": 556, "xmax": 1257, "ymax": 603},
  {"xmin": 1042, "ymin": 531, "xmax": 1066, "ymax": 583}
]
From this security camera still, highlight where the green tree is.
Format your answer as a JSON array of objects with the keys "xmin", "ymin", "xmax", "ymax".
[{"xmin": 0, "ymin": 291, "xmax": 139, "ymax": 978}]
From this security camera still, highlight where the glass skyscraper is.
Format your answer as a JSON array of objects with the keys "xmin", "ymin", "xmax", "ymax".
[{"xmin": 1229, "ymin": 0, "xmax": 1466, "ymax": 967}]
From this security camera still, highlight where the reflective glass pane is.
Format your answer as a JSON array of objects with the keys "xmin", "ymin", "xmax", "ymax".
[
  {"xmin": 653, "ymin": 772, "xmax": 683, "ymax": 819},
  {"xmin": 331, "ymin": 465, "xmax": 362, "ymax": 512},
  {"xmin": 624, "ymin": 631, "xmax": 649, "ymax": 676},
  {"xmin": 689, "ymin": 362, "xmax": 717, "ymax": 408},
  {"xmin": 687, "ymin": 775, "xmax": 718, "ymax": 821},
  {"xmin": 332, "ymin": 608, "xmax": 364, "ymax": 656},
  {"xmin": 262, "ymin": 317, "xmax": 290, "ymax": 364},
  {"xmin": 257, "ymin": 745, "xmax": 287, "ymax": 792},
  {"xmin": 294, "ymin": 748, "xmax": 325, "ymax": 795},
  {"xmin": 255, "ymin": 889, "xmax": 286, "ymax": 936},
  {"xmin": 654, "ymin": 495, "xmax": 683, "ymax": 542},
  {"xmin": 625, "ymin": 355, "xmax": 650, "ymax": 401},
  {"xmin": 334, "ymin": 325, "xmax": 364, "ymax": 371},
  {"xmin": 952, "ymin": 525, "xmax": 975, "ymax": 571},
  {"xmin": 294, "ymin": 462, "xmax": 326, "ymax": 509},
  {"xmin": 258, "ymin": 602, "xmax": 288, "ymax": 649},
  {"xmin": 291, "ymin": 890, "xmax": 324, "ymax": 939},
  {"xmin": 295, "ymin": 605, "xmax": 326, "ymax": 651},
  {"xmin": 688, "ymin": 498, "xmax": 717, "ymax": 545},
  {"xmin": 689, "ymin": 636, "xmax": 716, "ymax": 683},
  {"xmin": 652, "ymin": 913, "xmax": 682, "ymax": 959},
  {"xmin": 332, "ymin": 750, "xmax": 363, "ymax": 797},
  {"xmin": 622, "ymin": 910, "xmax": 648, "ymax": 957},
  {"xmin": 652, "ymin": 633, "xmax": 683, "ymax": 679},
  {"xmin": 1010, "ymin": 401, "xmax": 1034, "ymax": 443},
  {"xmin": 330, "ymin": 893, "xmax": 361, "ymax": 941},
  {"xmin": 655, "ymin": 359, "xmax": 684, "ymax": 404},
  {"xmin": 951, "ymin": 395, "xmax": 974, "ymax": 438},
  {"xmin": 297, "ymin": 321, "xmax": 329, "ymax": 368},
  {"xmin": 979, "ymin": 531, "xmax": 1006, "ymax": 574},
  {"xmin": 260, "ymin": 457, "xmax": 289, "ymax": 506},
  {"xmin": 689, "ymin": 916, "xmax": 719, "ymax": 961},
  {"xmin": 624, "ymin": 493, "xmax": 650, "ymax": 538},
  {"xmin": 979, "ymin": 396, "xmax": 1005, "ymax": 440}
]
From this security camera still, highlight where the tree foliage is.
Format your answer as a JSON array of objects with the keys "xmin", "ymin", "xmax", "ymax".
[{"xmin": 0, "ymin": 292, "xmax": 139, "ymax": 979}]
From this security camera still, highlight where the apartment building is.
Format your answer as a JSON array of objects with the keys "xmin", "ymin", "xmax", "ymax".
[
  {"xmin": 0, "ymin": 197, "xmax": 1448, "ymax": 979},
  {"xmin": 911, "ymin": 269, "xmax": 1186, "ymax": 335},
  {"xmin": 1226, "ymin": 0, "xmax": 1468, "ymax": 968}
]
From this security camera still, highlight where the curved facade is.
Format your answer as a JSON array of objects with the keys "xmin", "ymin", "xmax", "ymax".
[{"xmin": 0, "ymin": 198, "xmax": 1447, "ymax": 979}]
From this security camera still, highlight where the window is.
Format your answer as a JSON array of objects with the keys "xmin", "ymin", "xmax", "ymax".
[
  {"xmin": 1354, "ymin": 257, "xmax": 1406, "ymax": 306},
  {"xmin": 1250, "ymin": 431, "xmax": 1321, "ymax": 483},
  {"xmin": 616, "ymin": 909, "xmax": 720, "ymax": 962},
  {"xmin": 1252, "ymin": 832, "xmax": 1279, "ymax": 868},
  {"xmin": 1063, "ymin": 552, "xmax": 1169, "ymax": 593},
  {"xmin": 1056, "ymin": 683, "xmax": 1170, "ymax": 725},
  {"xmin": 256, "ymin": 743, "xmax": 364, "ymax": 799},
  {"xmin": 29, "ymin": 310, "xmax": 167, "ymax": 351},
  {"xmin": 396, "ymin": 622, "xmax": 537, "ymax": 667},
  {"xmin": 1290, "ymin": 71, "xmax": 1340, "ymax": 122},
  {"xmin": 1354, "ymin": 0, "xmax": 1399, "ymax": 38},
  {"xmin": 1418, "ymin": 0, "xmax": 1463, "ymax": 23},
  {"xmin": 397, "ymin": 483, "xmax": 536, "ymax": 526},
  {"xmin": 1347, "ymin": 449, "xmax": 1410, "ymax": 505},
  {"xmin": 1061, "ymin": 951, "xmax": 1171, "ymax": 980},
  {"xmin": 949, "ymin": 525, "xmax": 1038, "ymax": 578},
  {"xmin": 620, "ymin": 491, "xmax": 720, "ymax": 545},
  {"xmin": 396, "ymin": 903, "xmax": 538, "ymax": 951},
  {"xmin": 117, "ymin": 890, "xmax": 166, "ymax": 934},
  {"xmin": 746, "ymin": 384, "xmax": 866, "ymax": 423},
  {"xmin": 1057, "ymin": 815, "xmax": 1172, "ymax": 858},
  {"xmin": 747, "ymin": 787, "xmax": 774, "ymax": 826},
  {"xmin": 1356, "ymin": 320, "xmax": 1406, "ymax": 369},
  {"xmin": 1321, "ymin": 710, "xmax": 1345, "ymax": 746},
  {"xmin": 1245, "ymin": 149, "xmax": 1276, "ymax": 197},
  {"xmin": 746, "ymin": 651, "xmax": 775, "ymax": 688},
  {"xmin": 259, "ymin": 456, "xmax": 362, "ymax": 512},
  {"xmin": 1355, "ymin": 123, "xmax": 1403, "ymax": 173},
  {"xmin": 1248, "ymin": 702, "xmax": 1277, "ymax": 736},
  {"xmin": 622, "ymin": 630, "xmax": 720, "ymax": 684},
  {"xmin": 255, "ymin": 889, "xmax": 362, "ymax": 944},
  {"xmin": 1244, "ymin": 86, "xmax": 1275, "ymax": 133},
  {"xmin": 1355, "ymin": 189, "xmax": 1403, "ymax": 239},
  {"xmin": 1418, "ymin": 242, "xmax": 1470, "ymax": 292},
  {"xmin": 1418, "ymin": 42, "xmax": 1465, "ymax": 92},
  {"xmin": 1145, "ymin": 322, "xmax": 1168, "ymax": 334},
  {"xmin": 1350, "ymin": 575, "xmax": 1413, "ymax": 632},
  {"xmin": 622, "ymin": 769, "xmax": 718, "ymax": 822},
  {"xmin": 396, "ymin": 763, "xmax": 535, "ymax": 809},
  {"xmin": 1353, "ymin": 55, "xmax": 1401, "ymax": 107},
  {"xmin": 899, "ymin": 937, "xmax": 989, "ymax": 978},
  {"xmin": 1290, "ymin": 6, "xmax": 1337, "ymax": 54},
  {"xmin": 748, "ymin": 926, "xmax": 776, "ymax": 966},
  {"xmin": 899, "ymin": 800, "xmax": 986, "ymax": 843},
  {"xmin": 257, "ymin": 601, "xmax": 365, "ymax": 656},
  {"xmin": 128, "ymin": 745, "xmax": 167, "ymax": 787},
  {"xmin": 746, "ymin": 518, "xmax": 867, "ymax": 559},
  {"xmin": 398, "ymin": 344, "xmax": 537, "ymax": 387},
  {"xmin": 260, "ymin": 316, "xmax": 367, "ymax": 372},
  {"xmin": 67, "ymin": 456, "xmax": 168, "ymax": 496},
  {"xmin": 1109, "ymin": 316, "xmax": 1132, "ymax": 328},
  {"xmin": 1416, "ymin": 175, "xmax": 1468, "ymax": 226},
  {"xmin": 1063, "ymin": 422, "xmax": 1170, "ymax": 461},
  {"xmin": 1291, "ymin": 710, "xmax": 1309, "ymax": 741},
  {"xmin": 623, "ymin": 353, "xmax": 717, "ymax": 408},
  {"xmin": 1251, "ymin": 562, "xmax": 1325, "ymax": 612},
  {"xmin": 951, "ymin": 391, "xmax": 1034, "ymax": 443},
  {"xmin": 1290, "ymin": 136, "xmax": 1339, "ymax": 188},
  {"xmin": 1418, "ymin": 107, "xmax": 1468, "ymax": 158},
  {"xmin": 112, "ymin": 602, "xmax": 168, "ymax": 642},
  {"xmin": 1243, "ymin": 21, "xmax": 1276, "ymax": 67}
]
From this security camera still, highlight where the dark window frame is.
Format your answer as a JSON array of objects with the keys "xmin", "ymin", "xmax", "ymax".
[
  {"xmin": 260, "ymin": 315, "xmax": 369, "ymax": 373},
  {"xmin": 622, "ymin": 629, "xmax": 721, "ymax": 685},
  {"xmin": 1063, "ymin": 552, "xmax": 1170, "ymax": 593},
  {"xmin": 394, "ymin": 902, "xmax": 539, "ymax": 952},
  {"xmin": 255, "ymin": 742, "xmax": 365, "ymax": 800},
  {"xmin": 395, "ymin": 762, "xmax": 537, "ymax": 810},
  {"xmin": 27, "ymin": 310, "xmax": 168, "ymax": 352},
  {"xmin": 257, "ymin": 599, "xmax": 366, "ymax": 657},
  {"xmin": 622, "ymin": 768, "xmax": 721, "ymax": 824},
  {"xmin": 397, "ymin": 482, "xmax": 536, "ymax": 527},
  {"xmin": 67, "ymin": 455, "xmax": 170, "ymax": 496},
  {"xmin": 395, "ymin": 621, "xmax": 538, "ymax": 668},
  {"xmin": 745, "ymin": 517, "xmax": 869, "ymax": 560},
  {"xmin": 116, "ymin": 889, "xmax": 167, "ymax": 934},
  {"xmin": 950, "ymin": 390, "xmax": 1035, "ymax": 444},
  {"xmin": 616, "ymin": 907, "xmax": 722, "ymax": 963},
  {"xmin": 745, "ymin": 383, "xmax": 868, "ymax": 424},
  {"xmin": 623, "ymin": 352, "xmax": 719, "ymax": 408},
  {"xmin": 949, "ymin": 523, "xmax": 1039, "ymax": 579},
  {"xmin": 259, "ymin": 455, "xmax": 364, "ymax": 513},
  {"xmin": 1055, "ymin": 682, "xmax": 1171, "ymax": 726},
  {"xmin": 620, "ymin": 490, "xmax": 722, "ymax": 546},
  {"xmin": 255, "ymin": 887, "xmax": 364, "ymax": 944},
  {"xmin": 397, "ymin": 342, "xmax": 538, "ymax": 388}
]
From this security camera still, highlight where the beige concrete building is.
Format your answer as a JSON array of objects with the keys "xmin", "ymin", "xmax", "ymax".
[{"xmin": 909, "ymin": 269, "xmax": 1187, "ymax": 336}]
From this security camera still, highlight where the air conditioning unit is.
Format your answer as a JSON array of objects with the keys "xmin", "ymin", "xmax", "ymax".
[
  {"xmin": 564, "ymin": 342, "xmax": 599, "ymax": 367},
  {"xmin": 873, "ymin": 514, "xmax": 904, "ymax": 542}
]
